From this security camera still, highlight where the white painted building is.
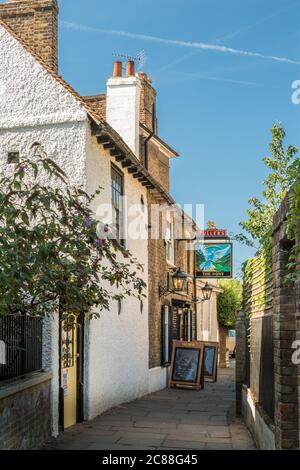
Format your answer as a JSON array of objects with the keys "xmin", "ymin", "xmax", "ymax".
[
  {"xmin": 196, "ymin": 279, "xmax": 223, "ymax": 343},
  {"xmin": 0, "ymin": 4, "xmax": 169, "ymax": 437}
]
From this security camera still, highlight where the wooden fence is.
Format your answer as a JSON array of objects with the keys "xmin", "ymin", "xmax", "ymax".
[{"xmin": 243, "ymin": 253, "xmax": 274, "ymax": 420}]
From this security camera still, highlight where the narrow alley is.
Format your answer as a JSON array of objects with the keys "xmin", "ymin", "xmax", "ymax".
[{"xmin": 45, "ymin": 369, "xmax": 255, "ymax": 451}]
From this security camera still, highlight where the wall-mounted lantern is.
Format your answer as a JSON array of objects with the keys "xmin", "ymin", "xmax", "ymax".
[
  {"xmin": 192, "ymin": 282, "xmax": 213, "ymax": 304},
  {"xmin": 159, "ymin": 267, "xmax": 188, "ymax": 297},
  {"xmin": 201, "ymin": 282, "xmax": 213, "ymax": 301}
]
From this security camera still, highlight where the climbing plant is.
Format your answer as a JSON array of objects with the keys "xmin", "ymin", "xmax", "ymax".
[
  {"xmin": 0, "ymin": 157, "xmax": 146, "ymax": 319},
  {"xmin": 286, "ymin": 174, "xmax": 300, "ymax": 281}
]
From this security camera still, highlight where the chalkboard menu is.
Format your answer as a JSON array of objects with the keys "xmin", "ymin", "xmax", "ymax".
[
  {"xmin": 172, "ymin": 348, "xmax": 200, "ymax": 382},
  {"xmin": 169, "ymin": 340, "xmax": 204, "ymax": 390},
  {"xmin": 204, "ymin": 342, "xmax": 218, "ymax": 382}
]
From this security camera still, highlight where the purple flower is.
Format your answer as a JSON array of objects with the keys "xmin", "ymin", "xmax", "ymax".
[
  {"xmin": 104, "ymin": 224, "xmax": 109, "ymax": 233},
  {"xmin": 77, "ymin": 264, "xmax": 84, "ymax": 274},
  {"xmin": 85, "ymin": 217, "xmax": 93, "ymax": 229},
  {"xmin": 96, "ymin": 238, "xmax": 104, "ymax": 248}
]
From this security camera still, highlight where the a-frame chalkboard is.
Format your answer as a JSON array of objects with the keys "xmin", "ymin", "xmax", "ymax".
[
  {"xmin": 168, "ymin": 340, "xmax": 205, "ymax": 390},
  {"xmin": 203, "ymin": 341, "xmax": 218, "ymax": 382}
]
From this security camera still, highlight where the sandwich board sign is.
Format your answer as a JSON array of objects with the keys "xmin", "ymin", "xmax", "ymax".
[{"xmin": 169, "ymin": 340, "xmax": 205, "ymax": 390}]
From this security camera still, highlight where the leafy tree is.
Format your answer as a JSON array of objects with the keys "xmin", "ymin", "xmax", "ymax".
[
  {"xmin": 217, "ymin": 279, "xmax": 242, "ymax": 328},
  {"xmin": 0, "ymin": 158, "xmax": 146, "ymax": 319},
  {"xmin": 239, "ymin": 123, "xmax": 299, "ymax": 251}
]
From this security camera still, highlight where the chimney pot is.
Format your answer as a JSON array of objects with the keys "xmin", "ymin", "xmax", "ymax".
[
  {"xmin": 126, "ymin": 60, "xmax": 135, "ymax": 77},
  {"xmin": 113, "ymin": 61, "xmax": 122, "ymax": 77}
]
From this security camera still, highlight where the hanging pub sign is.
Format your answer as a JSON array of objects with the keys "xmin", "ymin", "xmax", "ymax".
[
  {"xmin": 169, "ymin": 340, "xmax": 205, "ymax": 390},
  {"xmin": 203, "ymin": 342, "xmax": 218, "ymax": 382},
  {"xmin": 195, "ymin": 242, "xmax": 233, "ymax": 278}
]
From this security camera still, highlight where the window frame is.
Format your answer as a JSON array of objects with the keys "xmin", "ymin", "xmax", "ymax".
[
  {"xmin": 111, "ymin": 164, "xmax": 125, "ymax": 246},
  {"xmin": 165, "ymin": 220, "xmax": 175, "ymax": 265},
  {"xmin": 161, "ymin": 305, "xmax": 171, "ymax": 366}
]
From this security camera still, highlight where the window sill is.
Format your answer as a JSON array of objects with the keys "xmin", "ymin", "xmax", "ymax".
[
  {"xmin": 0, "ymin": 371, "xmax": 53, "ymax": 400},
  {"xmin": 167, "ymin": 261, "xmax": 176, "ymax": 269}
]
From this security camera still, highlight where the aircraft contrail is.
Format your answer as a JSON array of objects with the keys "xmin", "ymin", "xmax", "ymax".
[{"xmin": 61, "ymin": 20, "xmax": 300, "ymax": 66}]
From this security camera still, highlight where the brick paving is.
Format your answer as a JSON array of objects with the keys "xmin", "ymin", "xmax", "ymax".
[{"xmin": 45, "ymin": 368, "xmax": 255, "ymax": 450}]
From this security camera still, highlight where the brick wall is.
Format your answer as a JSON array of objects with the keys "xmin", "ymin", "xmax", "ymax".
[
  {"xmin": 0, "ymin": 0, "xmax": 58, "ymax": 71},
  {"xmin": 147, "ymin": 196, "xmax": 197, "ymax": 368},
  {"xmin": 147, "ymin": 193, "xmax": 168, "ymax": 368},
  {"xmin": 138, "ymin": 73, "xmax": 157, "ymax": 132},
  {"xmin": 238, "ymin": 195, "xmax": 300, "ymax": 449},
  {"xmin": 272, "ymin": 197, "xmax": 299, "ymax": 449},
  {"xmin": 219, "ymin": 324, "xmax": 229, "ymax": 368},
  {"xmin": 0, "ymin": 374, "xmax": 51, "ymax": 449},
  {"xmin": 147, "ymin": 141, "xmax": 170, "ymax": 193}
]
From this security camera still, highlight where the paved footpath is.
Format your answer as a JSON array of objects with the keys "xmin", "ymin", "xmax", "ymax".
[{"xmin": 45, "ymin": 369, "xmax": 255, "ymax": 450}]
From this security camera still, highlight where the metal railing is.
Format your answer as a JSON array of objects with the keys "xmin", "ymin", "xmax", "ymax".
[{"xmin": 0, "ymin": 314, "xmax": 43, "ymax": 381}]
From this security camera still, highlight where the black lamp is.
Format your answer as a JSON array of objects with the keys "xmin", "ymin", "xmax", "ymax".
[
  {"xmin": 201, "ymin": 282, "xmax": 213, "ymax": 301},
  {"xmin": 171, "ymin": 267, "xmax": 188, "ymax": 294},
  {"xmin": 159, "ymin": 267, "xmax": 188, "ymax": 297}
]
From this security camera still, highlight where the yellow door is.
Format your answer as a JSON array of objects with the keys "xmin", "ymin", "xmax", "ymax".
[{"xmin": 61, "ymin": 317, "xmax": 77, "ymax": 429}]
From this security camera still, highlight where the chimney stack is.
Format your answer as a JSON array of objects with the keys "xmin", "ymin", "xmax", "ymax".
[
  {"xmin": 106, "ymin": 60, "xmax": 141, "ymax": 157},
  {"xmin": 0, "ymin": 0, "xmax": 59, "ymax": 72}
]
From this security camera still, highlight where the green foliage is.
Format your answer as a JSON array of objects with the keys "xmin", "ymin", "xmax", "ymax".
[
  {"xmin": 217, "ymin": 279, "xmax": 242, "ymax": 328},
  {"xmin": 239, "ymin": 123, "xmax": 299, "ymax": 252},
  {"xmin": 0, "ymin": 158, "xmax": 146, "ymax": 319},
  {"xmin": 286, "ymin": 175, "xmax": 300, "ymax": 281}
]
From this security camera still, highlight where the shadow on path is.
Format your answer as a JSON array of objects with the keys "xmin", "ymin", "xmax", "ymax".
[{"xmin": 45, "ymin": 368, "xmax": 255, "ymax": 450}]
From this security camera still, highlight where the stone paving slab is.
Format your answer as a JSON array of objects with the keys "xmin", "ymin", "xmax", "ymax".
[{"xmin": 44, "ymin": 368, "xmax": 256, "ymax": 451}]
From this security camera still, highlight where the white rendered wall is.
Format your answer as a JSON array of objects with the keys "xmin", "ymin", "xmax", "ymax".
[
  {"xmin": 148, "ymin": 367, "xmax": 168, "ymax": 394},
  {"xmin": 106, "ymin": 76, "xmax": 141, "ymax": 157},
  {"xmin": 0, "ymin": 26, "xmax": 87, "ymax": 130},
  {"xmin": 42, "ymin": 313, "xmax": 60, "ymax": 437},
  {"xmin": 0, "ymin": 25, "xmax": 89, "ymax": 437},
  {"xmin": 84, "ymin": 133, "xmax": 149, "ymax": 419},
  {"xmin": 0, "ymin": 24, "xmax": 151, "ymax": 427},
  {"xmin": 196, "ymin": 281, "xmax": 220, "ymax": 343}
]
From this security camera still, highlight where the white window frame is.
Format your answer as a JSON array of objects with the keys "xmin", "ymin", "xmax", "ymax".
[
  {"xmin": 162, "ymin": 305, "xmax": 170, "ymax": 365},
  {"xmin": 166, "ymin": 220, "xmax": 174, "ymax": 265}
]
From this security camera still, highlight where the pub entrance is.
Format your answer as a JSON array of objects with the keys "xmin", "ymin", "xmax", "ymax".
[{"xmin": 171, "ymin": 300, "xmax": 194, "ymax": 342}]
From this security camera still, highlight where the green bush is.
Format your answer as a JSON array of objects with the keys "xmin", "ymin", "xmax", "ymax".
[{"xmin": 217, "ymin": 279, "xmax": 242, "ymax": 328}]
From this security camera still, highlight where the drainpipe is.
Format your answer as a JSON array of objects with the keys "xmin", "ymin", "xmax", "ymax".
[{"xmin": 144, "ymin": 130, "xmax": 154, "ymax": 170}]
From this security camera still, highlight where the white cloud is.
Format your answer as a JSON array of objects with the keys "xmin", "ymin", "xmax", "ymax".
[{"xmin": 61, "ymin": 21, "xmax": 300, "ymax": 66}]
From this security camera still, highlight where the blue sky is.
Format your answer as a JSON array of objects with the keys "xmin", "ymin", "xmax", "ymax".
[
  {"xmin": 5, "ymin": 0, "xmax": 300, "ymax": 276},
  {"xmin": 55, "ymin": 0, "xmax": 300, "ymax": 277}
]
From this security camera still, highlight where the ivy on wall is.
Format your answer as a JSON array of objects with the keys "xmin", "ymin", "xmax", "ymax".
[{"xmin": 286, "ymin": 177, "xmax": 300, "ymax": 282}]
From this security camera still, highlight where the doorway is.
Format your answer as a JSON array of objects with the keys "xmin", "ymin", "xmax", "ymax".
[{"xmin": 59, "ymin": 315, "xmax": 84, "ymax": 431}]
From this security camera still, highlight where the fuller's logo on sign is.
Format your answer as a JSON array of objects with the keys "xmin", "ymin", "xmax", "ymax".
[{"xmin": 198, "ymin": 229, "xmax": 227, "ymax": 238}]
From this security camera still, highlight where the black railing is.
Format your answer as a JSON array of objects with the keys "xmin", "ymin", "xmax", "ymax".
[{"xmin": 0, "ymin": 314, "xmax": 43, "ymax": 381}]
